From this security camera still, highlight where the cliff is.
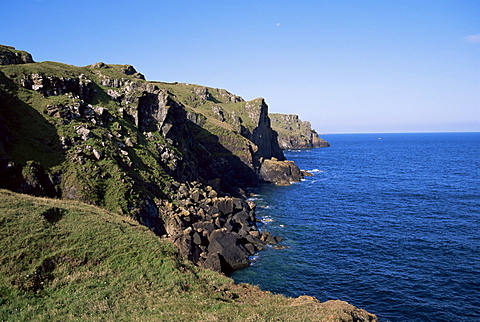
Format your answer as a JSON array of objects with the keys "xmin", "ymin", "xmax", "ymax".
[
  {"xmin": 0, "ymin": 45, "xmax": 378, "ymax": 320},
  {"xmin": 0, "ymin": 45, "xmax": 302, "ymax": 274},
  {"xmin": 0, "ymin": 45, "xmax": 34, "ymax": 65},
  {"xmin": 270, "ymin": 113, "xmax": 330, "ymax": 149}
]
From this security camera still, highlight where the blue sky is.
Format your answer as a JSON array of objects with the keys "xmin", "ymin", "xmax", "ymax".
[{"xmin": 2, "ymin": 0, "xmax": 479, "ymax": 133}]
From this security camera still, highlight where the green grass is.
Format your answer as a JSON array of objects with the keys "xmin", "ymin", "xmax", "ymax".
[{"xmin": 0, "ymin": 190, "xmax": 376, "ymax": 321}]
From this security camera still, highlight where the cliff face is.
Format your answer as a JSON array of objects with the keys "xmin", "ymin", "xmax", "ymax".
[
  {"xmin": 0, "ymin": 46, "xmax": 302, "ymax": 273},
  {"xmin": 269, "ymin": 113, "xmax": 330, "ymax": 149}
]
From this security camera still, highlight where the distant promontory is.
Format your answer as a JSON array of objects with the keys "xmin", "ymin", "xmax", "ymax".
[{"xmin": 269, "ymin": 113, "xmax": 330, "ymax": 149}]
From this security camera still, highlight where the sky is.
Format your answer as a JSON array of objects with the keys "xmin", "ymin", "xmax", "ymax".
[{"xmin": 1, "ymin": 0, "xmax": 479, "ymax": 133}]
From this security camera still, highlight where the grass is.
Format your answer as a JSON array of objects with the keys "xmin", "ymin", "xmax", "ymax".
[{"xmin": 0, "ymin": 189, "xmax": 376, "ymax": 321}]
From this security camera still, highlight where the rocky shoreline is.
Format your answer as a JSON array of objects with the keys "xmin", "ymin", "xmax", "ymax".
[{"xmin": 160, "ymin": 180, "xmax": 281, "ymax": 274}]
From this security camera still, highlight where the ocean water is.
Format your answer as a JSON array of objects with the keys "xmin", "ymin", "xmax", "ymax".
[{"xmin": 231, "ymin": 133, "xmax": 480, "ymax": 322}]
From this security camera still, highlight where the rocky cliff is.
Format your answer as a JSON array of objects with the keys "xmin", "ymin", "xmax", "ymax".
[
  {"xmin": 0, "ymin": 46, "xmax": 305, "ymax": 274},
  {"xmin": 270, "ymin": 113, "xmax": 330, "ymax": 149}
]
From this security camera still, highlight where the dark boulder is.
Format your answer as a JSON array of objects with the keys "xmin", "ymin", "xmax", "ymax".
[
  {"xmin": 245, "ymin": 234, "xmax": 266, "ymax": 250},
  {"xmin": 208, "ymin": 229, "xmax": 249, "ymax": 273},
  {"xmin": 213, "ymin": 197, "xmax": 234, "ymax": 215}
]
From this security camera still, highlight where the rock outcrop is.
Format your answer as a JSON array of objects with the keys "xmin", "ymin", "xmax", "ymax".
[
  {"xmin": 259, "ymin": 158, "xmax": 304, "ymax": 185},
  {"xmin": 269, "ymin": 113, "xmax": 330, "ymax": 149},
  {"xmin": 0, "ymin": 45, "xmax": 34, "ymax": 65},
  {"xmin": 159, "ymin": 180, "xmax": 281, "ymax": 273}
]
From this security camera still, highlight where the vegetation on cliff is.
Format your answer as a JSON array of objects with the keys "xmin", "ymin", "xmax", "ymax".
[{"xmin": 0, "ymin": 45, "xmax": 308, "ymax": 274}]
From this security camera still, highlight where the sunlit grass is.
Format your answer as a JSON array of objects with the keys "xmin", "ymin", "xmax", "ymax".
[{"xmin": 0, "ymin": 190, "xmax": 375, "ymax": 321}]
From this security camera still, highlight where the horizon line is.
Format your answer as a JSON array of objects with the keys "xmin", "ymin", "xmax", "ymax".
[{"xmin": 321, "ymin": 131, "xmax": 480, "ymax": 135}]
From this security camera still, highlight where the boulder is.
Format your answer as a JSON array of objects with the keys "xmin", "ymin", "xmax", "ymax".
[
  {"xmin": 245, "ymin": 234, "xmax": 266, "ymax": 250},
  {"xmin": 261, "ymin": 231, "xmax": 277, "ymax": 245},
  {"xmin": 213, "ymin": 197, "xmax": 234, "ymax": 215},
  {"xmin": 233, "ymin": 210, "xmax": 251, "ymax": 227},
  {"xmin": 202, "ymin": 252, "xmax": 223, "ymax": 273},
  {"xmin": 208, "ymin": 229, "xmax": 249, "ymax": 273},
  {"xmin": 192, "ymin": 221, "xmax": 215, "ymax": 234},
  {"xmin": 259, "ymin": 158, "xmax": 303, "ymax": 185},
  {"xmin": 233, "ymin": 198, "xmax": 244, "ymax": 210}
]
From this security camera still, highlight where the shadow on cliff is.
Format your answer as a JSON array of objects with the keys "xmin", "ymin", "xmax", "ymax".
[
  {"xmin": 0, "ymin": 71, "xmax": 65, "ymax": 196},
  {"xmin": 178, "ymin": 121, "xmax": 261, "ymax": 194}
]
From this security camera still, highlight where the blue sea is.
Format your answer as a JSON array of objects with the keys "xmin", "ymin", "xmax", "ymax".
[{"xmin": 231, "ymin": 132, "xmax": 480, "ymax": 322}]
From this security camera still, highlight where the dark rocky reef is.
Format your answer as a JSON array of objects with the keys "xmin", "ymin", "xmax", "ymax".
[{"xmin": 270, "ymin": 113, "xmax": 330, "ymax": 149}]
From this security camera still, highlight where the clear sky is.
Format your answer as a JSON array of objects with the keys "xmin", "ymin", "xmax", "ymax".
[{"xmin": 2, "ymin": 0, "xmax": 479, "ymax": 133}]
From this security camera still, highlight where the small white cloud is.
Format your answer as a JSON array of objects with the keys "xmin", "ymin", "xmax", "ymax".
[
  {"xmin": 276, "ymin": 23, "xmax": 281, "ymax": 27},
  {"xmin": 464, "ymin": 33, "xmax": 480, "ymax": 43}
]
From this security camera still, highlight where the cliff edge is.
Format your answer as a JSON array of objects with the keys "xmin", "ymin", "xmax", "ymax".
[{"xmin": 0, "ymin": 189, "xmax": 378, "ymax": 321}]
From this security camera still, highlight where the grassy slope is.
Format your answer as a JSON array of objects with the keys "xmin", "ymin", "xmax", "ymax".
[{"xmin": 0, "ymin": 190, "xmax": 375, "ymax": 321}]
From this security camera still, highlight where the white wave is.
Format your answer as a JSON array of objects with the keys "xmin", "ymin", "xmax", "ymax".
[{"xmin": 261, "ymin": 216, "xmax": 274, "ymax": 223}]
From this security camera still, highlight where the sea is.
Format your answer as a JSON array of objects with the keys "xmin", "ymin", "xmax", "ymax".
[{"xmin": 231, "ymin": 132, "xmax": 480, "ymax": 322}]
